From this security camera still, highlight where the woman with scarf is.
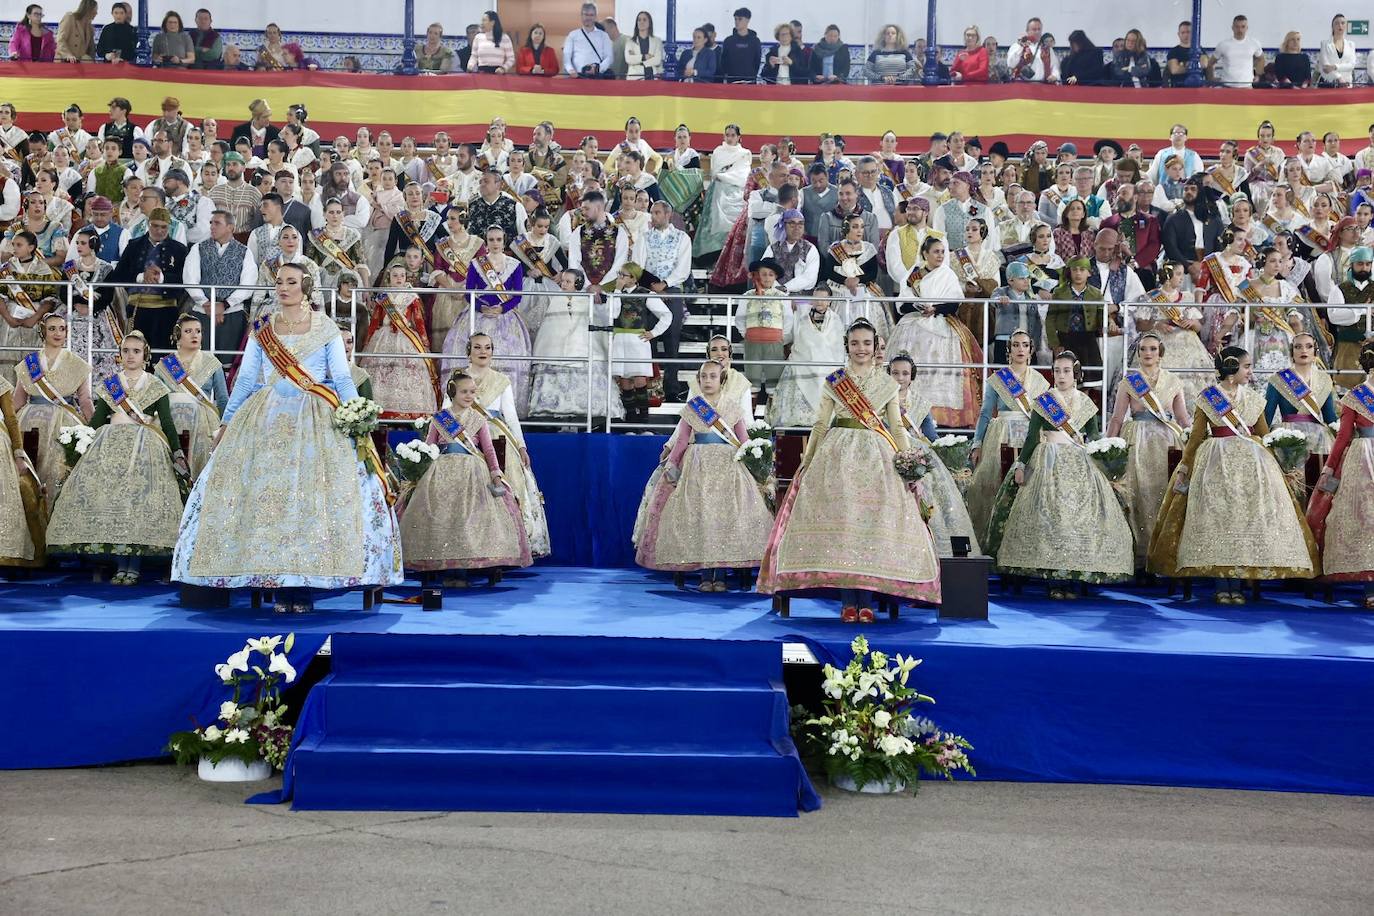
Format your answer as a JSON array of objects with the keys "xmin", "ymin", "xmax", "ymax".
[
  {"xmin": 809, "ymin": 24, "xmax": 850, "ymax": 84},
  {"xmin": 695, "ymin": 125, "xmax": 753, "ymax": 259}
]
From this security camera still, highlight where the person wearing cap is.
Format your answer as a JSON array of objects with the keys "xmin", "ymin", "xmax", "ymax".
[
  {"xmin": 1016, "ymin": 140, "xmax": 1053, "ymax": 197},
  {"xmin": 764, "ymin": 208, "xmax": 818, "ymax": 294},
  {"xmin": 1328, "ymin": 248, "xmax": 1374, "ymax": 385},
  {"xmin": 607, "ymin": 261, "xmax": 672, "ymax": 426},
  {"xmin": 145, "ymin": 97, "xmax": 190, "ymax": 153},
  {"xmin": 163, "ymin": 168, "xmax": 212, "ymax": 244},
  {"xmin": 1147, "ymin": 124, "xmax": 1202, "ymax": 185},
  {"xmin": 1313, "ymin": 217, "xmax": 1364, "ymax": 305},
  {"xmin": 207, "ymin": 151, "xmax": 263, "ymax": 238},
  {"xmin": 1090, "ymin": 139, "xmax": 1124, "ymax": 188},
  {"xmin": 120, "ymin": 187, "xmax": 188, "ymax": 254},
  {"xmin": 1046, "ymin": 256, "xmax": 1107, "ymax": 361},
  {"xmin": 85, "ymin": 195, "xmax": 122, "ymax": 261},
  {"xmin": 720, "ymin": 8, "xmax": 761, "ymax": 83},
  {"xmin": 988, "ymin": 260, "xmax": 1045, "ymax": 364},
  {"xmin": 97, "ymin": 98, "xmax": 145, "ymax": 160},
  {"xmin": 734, "ymin": 256, "xmax": 791, "ymax": 394},
  {"xmin": 933, "ymin": 169, "xmax": 991, "ymax": 251}
]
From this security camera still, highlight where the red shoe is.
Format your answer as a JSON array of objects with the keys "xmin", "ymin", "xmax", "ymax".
[
  {"xmin": 841, "ymin": 606, "xmax": 859, "ymax": 623},
  {"xmin": 857, "ymin": 607, "xmax": 875, "ymax": 624}
]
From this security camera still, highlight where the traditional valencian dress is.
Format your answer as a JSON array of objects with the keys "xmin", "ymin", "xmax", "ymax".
[
  {"xmin": 758, "ymin": 365, "xmax": 941, "ymax": 602},
  {"xmin": 309, "ymin": 226, "xmax": 368, "ymax": 292},
  {"xmin": 985, "ymin": 388, "xmax": 1134, "ymax": 583},
  {"xmin": 527, "ymin": 289, "xmax": 623, "ymax": 420},
  {"xmin": 359, "ymin": 289, "xmax": 439, "ymax": 420},
  {"xmin": 173, "ymin": 313, "xmax": 403, "ymax": 588},
  {"xmin": 14, "ymin": 348, "xmax": 91, "ymax": 495},
  {"xmin": 694, "ymin": 141, "xmax": 752, "ymax": 258},
  {"xmin": 63, "ymin": 256, "xmax": 121, "ymax": 380},
  {"xmin": 47, "ymin": 371, "xmax": 184, "ymax": 559},
  {"xmin": 1148, "ymin": 384, "xmax": 1319, "ymax": 580},
  {"xmin": 1133, "ymin": 295, "xmax": 1213, "ymax": 408},
  {"xmin": 0, "ymin": 375, "xmax": 45, "ymax": 567},
  {"xmin": 1112, "ymin": 366, "xmax": 1186, "ymax": 569},
  {"xmin": 154, "ymin": 350, "xmax": 227, "ymax": 480},
  {"xmin": 768, "ymin": 305, "xmax": 845, "ymax": 428},
  {"xmin": 889, "ymin": 262, "xmax": 984, "ymax": 427},
  {"xmin": 636, "ymin": 395, "xmax": 773, "ymax": 571},
  {"xmin": 1306, "ymin": 383, "xmax": 1374, "ymax": 583},
  {"xmin": 466, "ymin": 366, "xmax": 550, "ymax": 558},
  {"xmin": 897, "ymin": 386, "xmax": 981, "ymax": 559},
  {"xmin": 967, "ymin": 365, "xmax": 1050, "ymax": 540},
  {"xmin": 445, "ymin": 252, "xmax": 531, "ymax": 411},
  {"xmin": 427, "ymin": 232, "xmax": 483, "ymax": 352},
  {"xmin": 1264, "ymin": 365, "xmax": 1337, "ymax": 457},
  {"xmin": 400, "ymin": 405, "xmax": 531, "ymax": 573}
]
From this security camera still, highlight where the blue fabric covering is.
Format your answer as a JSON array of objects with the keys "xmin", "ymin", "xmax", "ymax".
[{"xmin": 2, "ymin": 568, "xmax": 1372, "ymax": 797}]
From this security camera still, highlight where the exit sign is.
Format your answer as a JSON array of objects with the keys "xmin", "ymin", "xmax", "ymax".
[{"xmin": 1350, "ymin": 20, "xmax": 1369, "ymax": 36}]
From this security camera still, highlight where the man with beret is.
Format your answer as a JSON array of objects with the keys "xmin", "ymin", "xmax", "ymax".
[
  {"xmin": 84, "ymin": 195, "xmax": 122, "ymax": 261},
  {"xmin": 208, "ymin": 151, "xmax": 263, "ymax": 239},
  {"xmin": 1329, "ymin": 246, "xmax": 1374, "ymax": 385}
]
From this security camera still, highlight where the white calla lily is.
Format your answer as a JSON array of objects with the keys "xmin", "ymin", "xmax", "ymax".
[{"xmin": 268, "ymin": 652, "xmax": 297, "ymax": 684}]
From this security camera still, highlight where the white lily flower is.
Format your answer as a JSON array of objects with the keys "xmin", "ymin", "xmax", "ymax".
[
  {"xmin": 247, "ymin": 635, "xmax": 283, "ymax": 655},
  {"xmin": 268, "ymin": 652, "xmax": 297, "ymax": 684},
  {"xmin": 225, "ymin": 648, "xmax": 251, "ymax": 674}
]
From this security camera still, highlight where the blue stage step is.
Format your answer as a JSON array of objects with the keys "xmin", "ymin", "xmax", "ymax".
[{"xmin": 285, "ymin": 634, "xmax": 820, "ymax": 816}]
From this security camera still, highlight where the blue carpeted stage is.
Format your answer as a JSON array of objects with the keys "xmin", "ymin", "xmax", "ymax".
[{"xmin": 3, "ymin": 433, "xmax": 1373, "ymax": 807}]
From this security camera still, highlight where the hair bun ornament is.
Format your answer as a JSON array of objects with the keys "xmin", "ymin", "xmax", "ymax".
[
  {"xmin": 847, "ymin": 318, "xmax": 877, "ymax": 333},
  {"xmin": 1222, "ymin": 355, "xmax": 1241, "ymax": 368}
]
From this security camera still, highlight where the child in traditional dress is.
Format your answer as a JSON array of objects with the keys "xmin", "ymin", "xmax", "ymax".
[
  {"xmin": 607, "ymin": 261, "xmax": 672, "ymax": 428},
  {"xmin": 636, "ymin": 360, "xmax": 773, "ymax": 590},
  {"xmin": 400, "ymin": 369, "xmax": 531, "ymax": 585},
  {"xmin": 358, "ymin": 263, "xmax": 438, "ymax": 420},
  {"xmin": 769, "ymin": 286, "xmax": 845, "ymax": 428},
  {"xmin": 734, "ymin": 257, "xmax": 792, "ymax": 396}
]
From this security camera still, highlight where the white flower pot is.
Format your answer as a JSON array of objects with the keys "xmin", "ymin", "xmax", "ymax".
[
  {"xmin": 831, "ymin": 773, "xmax": 908, "ymax": 794},
  {"xmin": 197, "ymin": 756, "xmax": 272, "ymax": 782}
]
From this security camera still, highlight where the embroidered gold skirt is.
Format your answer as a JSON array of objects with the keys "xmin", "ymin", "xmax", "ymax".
[
  {"xmin": 0, "ymin": 424, "xmax": 43, "ymax": 564},
  {"xmin": 967, "ymin": 412, "xmax": 1030, "ymax": 544},
  {"xmin": 1315, "ymin": 438, "xmax": 1374, "ymax": 580},
  {"xmin": 18, "ymin": 398, "xmax": 77, "ymax": 497},
  {"xmin": 400, "ymin": 451, "xmax": 531, "ymax": 571},
  {"xmin": 1120, "ymin": 416, "xmax": 1181, "ymax": 569}
]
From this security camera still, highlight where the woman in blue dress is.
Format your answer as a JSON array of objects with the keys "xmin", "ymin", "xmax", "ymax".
[{"xmin": 172, "ymin": 263, "xmax": 402, "ymax": 613}]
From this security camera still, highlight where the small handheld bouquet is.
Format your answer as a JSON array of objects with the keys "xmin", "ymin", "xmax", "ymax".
[
  {"xmin": 734, "ymin": 436, "xmax": 775, "ymax": 484},
  {"xmin": 57, "ymin": 424, "xmax": 96, "ymax": 468},
  {"xmin": 893, "ymin": 447, "xmax": 936, "ymax": 483},
  {"xmin": 745, "ymin": 418, "xmax": 775, "ymax": 442},
  {"xmin": 1085, "ymin": 437, "xmax": 1131, "ymax": 481},
  {"xmin": 332, "ymin": 397, "xmax": 381, "ymax": 439},
  {"xmin": 391, "ymin": 438, "xmax": 439, "ymax": 483},
  {"xmin": 1262, "ymin": 428, "xmax": 1309, "ymax": 474},
  {"xmin": 929, "ymin": 434, "xmax": 972, "ymax": 473}
]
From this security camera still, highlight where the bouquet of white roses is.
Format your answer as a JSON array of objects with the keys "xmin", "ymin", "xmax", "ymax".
[
  {"xmin": 791, "ymin": 635, "xmax": 974, "ymax": 792},
  {"xmin": 745, "ymin": 418, "xmax": 775, "ymax": 441},
  {"xmin": 734, "ymin": 436, "xmax": 775, "ymax": 485},
  {"xmin": 391, "ymin": 438, "xmax": 440, "ymax": 483},
  {"xmin": 57, "ymin": 424, "xmax": 97, "ymax": 468},
  {"xmin": 929, "ymin": 434, "xmax": 972, "ymax": 472},
  {"xmin": 1085, "ymin": 437, "xmax": 1131, "ymax": 481},
  {"xmin": 332, "ymin": 397, "xmax": 382, "ymax": 438},
  {"xmin": 1263, "ymin": 428, "xmax": 1309, "ymax": 474},
  {"xmin": 166, "ymin": 634, "xmax": 299, "ymax": 770}
]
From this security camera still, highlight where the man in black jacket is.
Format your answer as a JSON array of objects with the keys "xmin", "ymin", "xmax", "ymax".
[
  {"xmin": 720, "ymin": 8, "xmax": 761, "ymax": 83},
  {"xmin": 1161, "ymin": 176, "xmax": 1224, "ymax": 266}
]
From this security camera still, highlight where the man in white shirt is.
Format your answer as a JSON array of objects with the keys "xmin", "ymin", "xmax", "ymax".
[
  {"xmin": 1211, "ymin": 15, "xmax": 1263, "ymax": 88},
  {"xmin": 137, "ymin": 129, "xmax": 191, "ymax": 189},
  {"xmin": 184, "ymin": 210, "xmax": 258, "ymax": 366},
  {"xmin": 764, "ymin": 209, "xmax": 820, "ymax": 293},
  {"xmin": 564, "ymin": 3, "xmax": 614, "ymax": 78},
  {"xmin": 1147, "ymin": 124, "xmax": 1203, "ymax": 184},
  {"xmin": 640, "ymin": 200, "xmax": 693, "ymax": 397},
  {"xmin": 854, "ymin": 157, "xmax": 897, "ymax": 231}
]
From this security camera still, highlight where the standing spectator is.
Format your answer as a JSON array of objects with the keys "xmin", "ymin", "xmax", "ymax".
[
  {"xmin": 720, "ymin": 8, "xmax": 761, "ymax": 84},
  {"xmin": 455, "ymin": 24, "xmax": 479, "ymax": 71},
  {"xmin": 98, "ymin": 97, "xmax": 144, "ymax": 158},
  {"xmin": 564, "ymin": 3, "xmax": 613, "ymax": 78},
  {"xmin": 760, "ymin": 22, "xmax": 804, "ymax": 84},
  {"xmin": 1165, "ymin": 20, "xmax": 1210, "ymax": 86},
  {"xmin": 188, "ymin": 8, "xmax": 222, "ymax": 68},
  {"xmin": 9, "ymin": 5, "xmax": 56, "ymax": 61},
  {"xmin": 1212, "ymin": 14, "xmax": 1263, "ymax": 88},
  {"xmin": 677, "ymin": 27, "xmax": 717, "ymax": 82},
  {"xmin": 208, "ymin": 153, "xmax": 262, "ymax": 237},
  {"xmin": 984, "ymin": 36, "xmax": 1010, "ymax": 82},
  {"xmin": 911, "ymin": 39, "xmax": 950, "ymax": 82},
  {"xmin": 623, "ymin": 11, "xmax": 663, "ymax": 80},
  {"xmin": 602, "ymin": 18, "xmax": 629, "ymax": 78},
  {"xmin": 467, "ymin": 10, "xmax": 514, "ymax": 74},
  {"xmin": 516, "ymin": 23, "xmax": 557, "ymax": 76},
  {"xmin": 96, "ymin": 2, "xmax": 136, "ymax": 62},
  {"xmin": 255, "ymin": 23, "xmax": 316, "ymax": 70},
  {"xmin": 56, "ymin": 0, "xmax": 97, "ymax": 62},
  {"xmin": 1147, "ymin": 124, "xmax": 1202, "ymax": 183},
  {"xmin": 809, "ymin": 24, "xmax": 849, "ymax": 84},
  {"xmin": 865, "ymin": 24, "xmax": 913, "ymax": 85},
  {"xmin": 1112, "ymin": 29, "xmax": 1160, "ymax": 87},
  {"xmin": 416, "ymin": 23, "xmax": 453, "ymax": 73},
  {"xmin": 230, "ymin": 99, "xmax": 277, "ymax": 158},
  {"xmin": 1318, "ymin": 14, "xmax": 1357, "ymax": 87},
  {"xmin": 151, "ymin": 12, "xmax": 195, "ymax": 68},
  {"xmin": 951, "ymin": 26, "xmax": 989, "ymax": 83},
  {"xmin": 1266, "ymin": 32, "xmax": 1310, "ymax": 88},
  {"xmin": 1006, "ymin": 17, "xmax": 1044, "ymax": 80},
  {"xmin": 1061, "ymin": 30, "xmax": 1105, "ymax": 85}
]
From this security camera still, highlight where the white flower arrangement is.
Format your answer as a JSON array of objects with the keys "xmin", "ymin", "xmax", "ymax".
[
  {"xmin": 166, "ymin": 634, "xmax": 299, "ymax": 770},
  {"xmin": 332, "ymin": 397, "xmax": 382, "ymax": 438},
  {"xmin": 413, "ymin": 416, "xmax": 430, "ymax": 430},
  {"xmin": 1085, "ymin": 436, "xmax": 1129, "ymax": 454},
  {"xmin": 57, "ymin": 424, "xmax": 97, "ymax": 467},
  {"xmin": 791, "ymin": 635, "xmax": 974, "ymax": 792},
  {"xmin": 930, "ymin": 434, "xmax": 969, "ymax": 449},
  {"xmin": 1263, "ymin": 427, "xmax": 1309, "ymax": 474},
  {"xmin": 734, "ymin": 436, "xmax": 775, "ymax": 485},
  {"xmin": 391, "ymin": 438, "xmax": 441, "ymax": 483},
  {"xmin": 746, "ymin": 418, "xmax": 775, "ymax": 440},
  {"xmin": 1261, "ymin": 428, "xmax": 1308, "ymax": 447},
  {"xmin": 1086, "ymin": 437, "xmax": 1130, "ymax": 481}
]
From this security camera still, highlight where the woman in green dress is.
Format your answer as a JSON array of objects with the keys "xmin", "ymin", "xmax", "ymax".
[
  {"xmin": 46, "ymin": 331, "xmax": 189, "ymax": 584},
  {"xmin": 153, "ymin": 314, "xmax": 227, "ymax": 480}
]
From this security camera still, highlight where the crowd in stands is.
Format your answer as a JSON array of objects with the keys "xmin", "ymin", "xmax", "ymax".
[{"xmin": 4, "ymin": 3, "xmax": 1373, "ymax": 86}]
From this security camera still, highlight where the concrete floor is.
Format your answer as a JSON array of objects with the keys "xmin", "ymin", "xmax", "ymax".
[{"xmin": 1, "ymin": 765, "xmax": 1371, "ymax": 916}]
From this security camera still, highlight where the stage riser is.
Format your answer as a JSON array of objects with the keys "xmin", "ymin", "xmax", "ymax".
[{"xmin": 320, "ymin": 682, "xmax": 782, "ymax": 747}]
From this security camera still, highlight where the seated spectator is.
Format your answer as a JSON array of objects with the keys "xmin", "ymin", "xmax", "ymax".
[
  {"xmin": 416, "ymin": 23, "xmax": 453, "ymax": 73},
  {"xmin": 1212, "ymin": 14, "xmax": 1263, "ymax": 88},
  {"xmin": 720, "ymin": 7, "xmax": 761, "ymax": 83},
  {"xmin": 231, "ymin": 99, "xmax": 278, "ymax": 158},
  {"xmin": 467, "ymin": 10, "xmax": 514, "ymax": 74},
  {"xmin": 96, "ymin": 2, "xmax": 136, "ymax": 62},
  {"xmin": 1112, "ymin": 29, "xmax": 1160, "ymax": 87},
  {"xmin": 188, "ymin": 8, "xmax": 223, "ymax": 68},
  {"xmin": 1318, "ymin": 14, "xmax": 1358, "ymax": 87},
  {"xmin": 1165, "ymin": 20, "xmax": 1209, "ymax": 87},
  {"xmin": 563, "ymin": 3, "xmax": 613, "ymax": 78},
  {"xmin": 984, "ymin": 36, "xmax": 1010, "ymax": 82},
  {"xmin": 866, "ymin": 24, "xmax": 914, "ymax": 85},
  {"xmin": 677, "ymin": 27, "xmax": 718, "ymax": 82},
  {"xmin": 810, "ymin": 24, "xmax": 849, "ymax": 84},
  {"xmin": 255, "ymin": 22, "xmax": 316, "ymax": 71},
  {"xmin": 623, "ymin": 10, "xmax": 664, "ymax": 80},
  {"xmin": 951, "ymin": 26, "xmax": 989, "ymax": 83},
  {"xmin": 9, "ymin": 4, "xmax": 56, "ymax": 61},
  {"xmin": 151, "ymin": 11, "xmax": 195, "ymax": 67},
  {"xmin": 760, "ymin": 22, "xmax": 806, "ymax": 85},
  {"xmin": 1271, "ymin": 31, "xmax": 1312, "ymax": 88},
  {"xmin": 1061, "ymin": 30, "xmax": 1105, "ymax": 86},
  {"xmin": 222, "ymin": 44, "xmax": 250, "ymax": 70},
  {"xmin": 56, "ymin": 0, "xmax": 97, "ymax": 62},
  {"xmin": 516, "ymin": 23, "xmax": 558, "ymax": 75}
]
